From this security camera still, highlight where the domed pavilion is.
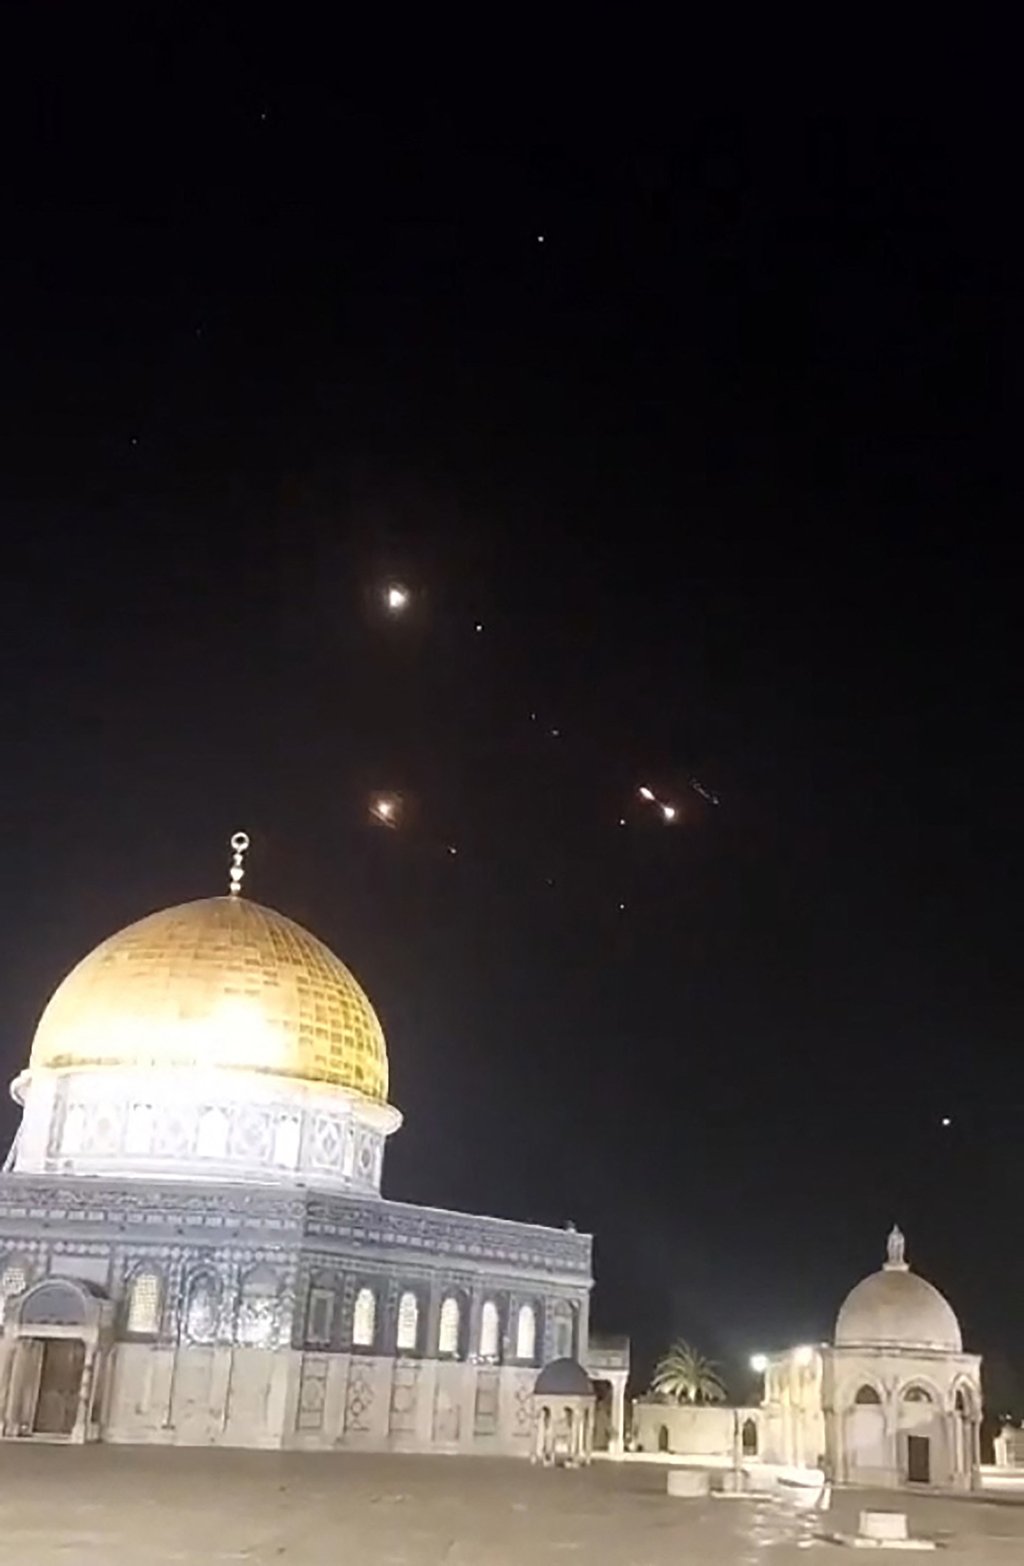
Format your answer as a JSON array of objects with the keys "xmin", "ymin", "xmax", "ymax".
[
  {"xmin": 0, "ymin": 839, "xmax": 625, "ymax": 1449},
  {"xmin": 757, "ymin": 1227, "xmax": 981, "ymax": 1491},
  {"xmin": 825, "ymin": 1225, "xmax": 981, "ymax": 1489}
]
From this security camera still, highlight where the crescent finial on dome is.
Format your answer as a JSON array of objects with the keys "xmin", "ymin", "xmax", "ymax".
[
  {"xmin": 228, "ymin": 831, "xmax": 250, "ymax": 897},
  {"xmin": 885, "ymin": 1224, "xmax": 908, "ymax": 1271}
]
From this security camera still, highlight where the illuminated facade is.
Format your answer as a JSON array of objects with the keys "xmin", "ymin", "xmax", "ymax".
[{"xmin": 0, "ymin": 874, "xmax": 625, "ymax": 1450}]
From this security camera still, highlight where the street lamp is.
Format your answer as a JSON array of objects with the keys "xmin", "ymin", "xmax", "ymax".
[{"xmin": 750, "ymin": 1353, "xmax": 768, "ymax": 1374}]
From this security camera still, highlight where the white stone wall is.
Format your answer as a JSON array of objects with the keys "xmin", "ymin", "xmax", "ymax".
[
  {"xmin": 633, "ymin": 1402, "xmax": 762, "ymax": 1458},
  {"xmin": 102, "ymin": 1341, "xmax": 538, "ymax": 1453}
]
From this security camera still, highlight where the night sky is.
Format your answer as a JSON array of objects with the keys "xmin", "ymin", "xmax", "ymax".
[{"xmin": 2, "ymin": 23, "xmax": 1019, "ymax": 1409}]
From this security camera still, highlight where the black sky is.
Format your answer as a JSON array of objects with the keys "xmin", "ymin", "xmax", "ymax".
[{"xmin": 1, "ymin": 19, "xmax": 1019, "ymax": 1407}]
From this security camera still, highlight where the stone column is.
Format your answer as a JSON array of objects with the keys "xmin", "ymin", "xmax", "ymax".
[
  {"xmin": 610, "ymin": 1374, "xmax": 626, "ymax": 1455},
  {"xmin": 73, "ymin": 1341, "xmax": 97, "ymax": 1444}
]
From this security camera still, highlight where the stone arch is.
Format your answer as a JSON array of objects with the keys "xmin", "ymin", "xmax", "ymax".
[
  {"xmin": 951, "ymin": 1379, "xmax": 978, "ymax": 1417},
  {"xmin": 18, "ymin": 1277, "xmax": 99, "ymax": 1329},
  {"xmin": 853, "ymin": 1383, "xmax": 883, "ymax": 1405},
  {"xmin": 899, "ymin": 1379, "xmax": 942, "ymax": 1406}
]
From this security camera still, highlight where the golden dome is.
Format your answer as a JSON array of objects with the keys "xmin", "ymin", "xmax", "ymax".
[{"xmin": 28, "ymin": 897, "xmax": 389, "ymax": 1104}]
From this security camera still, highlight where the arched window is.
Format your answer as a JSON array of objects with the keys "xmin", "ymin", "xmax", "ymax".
[
  {"xmin": 62, "ymin": 1103, "xmax": 85, "ymax": 1155},
  {"xmin": 0, "ymin": 1260, "xmax": 27, "ymax": 1325},
  {"xmin": 352, "ymin": 1286, "xmax": 376, "ymax": 1349},
  {"xmin": 125, "ymin": 1102, "xmax": 154, "ymax": 1154},
  {"xmin": 236, "ymin": 1267, "xmax": 279, "ymax": 1348},
  {"xmin": 479, "ymin": 1299, "xmax": 500, "ymax": 1360},
  {"xmin": 658, "ymin": 1423, "xmax": 670, "ymax": 1452},
  {"xmin": 126, "ymin": 1269, "xmax": 162, "ymax": 1335},
  {"xmin": 552, "ymin": 1304, "xmax": 573, "ymax": 1360},
  {"xmin": 272, "ymin": 1115, "xmax": 300, "ymax": 1168},
  {"xmin": 438, "ymin": 1296, "xmax": 460, "ymax": 1356},
  {"xmin": 185, "ymin": 1272, "xmax": 220, "ymax": 1344},
  {"xmin": 306, "ymin": 1286, "xmax": 335, "ymax": 1346},
  {"xmin": 902, "ymin": 1385, "xmax": 933, "ymax": 1403},
  {"xmin": 516, "ymin": 1303, "xmax": 536, "ymax": 1361},
  {"xmin": 196, "ymin": 1107, "xmax": 229, "ymax": 1159},
  {"xmin": 854, "ymin": 1384, "xmax": 882, "ymax": 1405},
  {"xmin": 342, "ymin": 1127, "xmax": 356, "ymax": 1177},
  {"xmin": 396, "ymin": 1290, "xmax": 419, "ymax": 1353},
  {"xmin": 742, "ymin": 1417, "xmax": 759, "ymax": 1455}
]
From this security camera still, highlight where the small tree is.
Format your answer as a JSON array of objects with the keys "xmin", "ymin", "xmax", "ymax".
[{"xmin": 651, "ymin": 1340, "xmax": 726, "ymax": 1405}]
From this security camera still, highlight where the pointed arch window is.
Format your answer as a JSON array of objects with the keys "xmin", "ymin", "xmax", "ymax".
[
  {"xmin": 396, "ymin": 1290, "xmax": 419, "ymax": 1353},
  {"xmin": 126, "ymin": 1269, "xmax": 162, "ymax": 1335},
  {"xmin": 479, "ymin": 1299, "xmax": 500, "ymax": 1360},
  {"xmin": 438, "ymin": 1296, "xmax": 460, "ymax": 1356},
  {"xmin": 854, "ymin": 1384, "xmax": 882, "ymax": 1405},
  {"xmin": 272, "ymin": 1115, "xmax": 300, "ymax": 1168},
  {"xmin": 516, "ymin": 1303, "xmax": 536, "ymax": 1361},
  {"xmin": 196, "ymin": 1107, "xmax": 229, "ymax": 1159},
  {"xmin": 125, "ymin": 1102, "xmax": 155, "ymax": 1155},
  {"xmin": 185, "ymin": 1271, "xmax": 220, "ymax": 1344},
  {"xmin": 352, "ymin": 1286, "xmax": 376, "ymax": 1349},
  {"xmin": 552, "ymin": 1303, "xmax": 573, "ymax": 1359},
  {"xmin": 237, "ymin": 1266, "xmax": 279, "ymax": 1347},
  {"xmin": 306, "ymin": 1286, "xmax": 335, "ymax": 1347},
  {"xmin": 62, "ymin": 1103, "xmax": 85, "ymax": 1155}
]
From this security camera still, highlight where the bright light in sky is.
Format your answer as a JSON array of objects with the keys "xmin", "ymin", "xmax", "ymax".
[
  {"xmin": 385, "ymin": 584, "xmax": 409, "ymax": 612},
  {"xmin": 638, "ymin": 785, "xmax": 655, "ymax": 801},
  {"xmin": 940, "ymin": 1116, "xmax": 951, "ymax": 1127},
  {"xmin": 661, "ymin": 804, "xmax": 676, "ymax": 822},
  {"xmin": 370, "ymin": 794, "xmax": 400, "ymax": 826},
  {"xmin": 750, "ymin": 1353, "xmax": 768, "ymax": 1373}
]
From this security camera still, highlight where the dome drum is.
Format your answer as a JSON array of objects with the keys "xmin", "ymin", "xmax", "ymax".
[{"xmin": 11, "ymin": 1063, "xmax": 399, "ymax": 1193}]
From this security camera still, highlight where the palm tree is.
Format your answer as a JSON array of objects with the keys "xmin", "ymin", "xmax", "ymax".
[{"xmin": 651, "ymin": 1340, "xmax": 726, "ymax": 1405}]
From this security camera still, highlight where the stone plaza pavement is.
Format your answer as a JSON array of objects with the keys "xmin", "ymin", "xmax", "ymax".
[{"xmin": 1, "ymin": 1448, "xmax": 1023, "ymax": 1564}]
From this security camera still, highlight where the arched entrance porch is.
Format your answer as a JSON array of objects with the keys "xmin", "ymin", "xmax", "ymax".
[{"xmin": 0, "ymin": 1278, "xmax": 113, "ymax": 1442}]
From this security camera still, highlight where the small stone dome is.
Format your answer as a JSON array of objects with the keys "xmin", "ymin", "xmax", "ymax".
[
  {"xmin": 835, "ymin": 1228, "xmax": 962, "ymax": 1353},
  {"xmin": 534, "ymin": 1358, "xmax": 594, "ymax": 1397}
]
